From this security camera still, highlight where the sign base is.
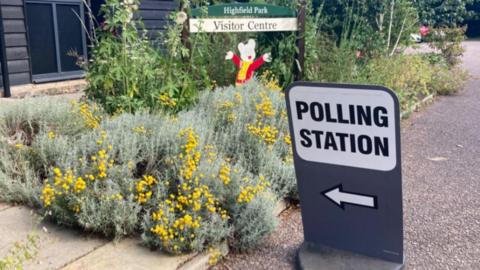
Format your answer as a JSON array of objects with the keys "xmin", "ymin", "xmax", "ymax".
[{"xmin": 296, "ymin": 242, "xmax": 404, "ymax": 270}]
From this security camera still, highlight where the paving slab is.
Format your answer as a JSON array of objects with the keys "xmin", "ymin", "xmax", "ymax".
[
  {"xmin": 178, "ymin": 242, "xmax": 229, "ymax": 270},
  {"xmin": 0, "ymin": 206, "xmax": 107, "ymax": 270},
  {"xmin": 61, "ymin": 238, "xmax": 195, "ymax": 270},
  {"xmin": 10, "ymin": 79, "xmax": 86, "ymax": 98},
  {"xmin": 0, "ymin": 203, "xmax": 11, "ymax": 211}
]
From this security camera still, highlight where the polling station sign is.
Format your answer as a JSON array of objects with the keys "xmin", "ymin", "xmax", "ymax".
[
  {"xmin": 290, "ymin": 83, "xmax": 397, "ymax": 171},
  {"xmin": 285, "ymin": 82, "xmax": 404, "ymax": 265}
]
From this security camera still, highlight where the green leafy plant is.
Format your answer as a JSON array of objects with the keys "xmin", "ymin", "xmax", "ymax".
[
  {"xmin": 414, "ymin": 0, "xmax": 479, "ymax": 27},
  {"xmin": 0, "ymin": 233, "xmax": 40, "ymax": 270},
  {"xmin": 427, "ymin": 27, "xmax": 466, "ymax": 67},
  {"xmin": 86, "ymin": 0, "xmax": 203, "ymax": 114}
]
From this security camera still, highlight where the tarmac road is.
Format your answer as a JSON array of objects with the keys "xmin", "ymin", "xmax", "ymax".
[{"xmin": 220, "ymin": 41, "xmax": 480, "ymax": 270}]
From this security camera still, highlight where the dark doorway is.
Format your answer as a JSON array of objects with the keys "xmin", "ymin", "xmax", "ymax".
[
  {"xmin": 26, "ymin": 0, "xmax": 87, "ymax": 83},
  {"xmin": 466, "ymin": 3, "xmax": 480, "ymax": 39}
]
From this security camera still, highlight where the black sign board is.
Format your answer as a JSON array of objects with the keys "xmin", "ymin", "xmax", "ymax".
[{"xmin": 285, "ymin": 82, "xmax": 404, "ymax": 266}]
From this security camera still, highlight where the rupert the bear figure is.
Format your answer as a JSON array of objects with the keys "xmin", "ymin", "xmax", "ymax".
[{"xmin": 225, "ymin": 39, "xmax": 272, "ymax": 87}]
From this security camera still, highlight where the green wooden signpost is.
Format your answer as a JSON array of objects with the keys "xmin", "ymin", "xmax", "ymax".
[{"xmin": 183, "ymin": 1, "xmax": 307, "ymax": 80}]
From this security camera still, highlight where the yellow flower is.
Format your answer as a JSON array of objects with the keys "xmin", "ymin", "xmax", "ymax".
[
  {"xmin": 53, "ymin": 167, "xmax": 62, "ymax": 177},
  {"xmin": 208, "ymin": 248, "xmax": 222, "ymax": 266},
  {"xmin": 237, "ymin": 175, "xmax": 271, "ymax": 204},
  {"xmin": 135, "ymin": 175, "xmax": 158, "ymax": 204},
  {"xmin": 72, "ymin": 102, "xmax": 101, "ymax": 129},
  {"xmin": 179, "ymin": 128, "xmax": 201, "ymax": 180},
  {"xmin": 227, "ymin": 113, "xmax": 237, "ymax": 123},
  {"xmin": 72, "ymin": 205, "xmax": 81, "ymax": 213},
  {"xmin": 74, "ymin": 177, "xmax": 86, "ymax": 193},
  {"xmin": 127, "ymin": 160, "xmax": 135, "ymax": 169},
  {"xmin": 284, "ymin": 135, "xmax": 292, "ymax": 145},
  {"xmin": 247, "ymin": 123, "xmax": 279, "ymax": 145},
  {"xmin": 255, "ymin": 93, "xmax": 276, "ymax": 117},
  {"xmin": 159, "ymin": 93, "xmax": 177, "ymax": 108},
  {"xmin": 260, "ymin": 70, "xmax": 282, "ymax": 91},
  {"xmin": 40, "ymin": 184, "xmax": 55, "ymax": 206},
  {"xmin": 218, "ymin": 163, "xmax": 231, "ymax": 185},
  {"xmin": 219, "ymin": 101, "xmax": 235, "ymax": 109},
  {"xmin": 234, "ymin": 92, "xmax": 243, "ymax": 104},
  {"xmin": 48, "ymin": 131, "xmax": 56, "ymax": 139},
  {"xmin": 132, "ymin": 126, "xmax": 147, "ymax": 134}
]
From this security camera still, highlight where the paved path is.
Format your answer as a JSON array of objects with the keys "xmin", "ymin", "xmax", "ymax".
[
  {"xmin": 0, "ymin": 205, "xmax": 199, "ymax": 270},
  {"xmin": 221, "ymin": 42, "xmax": 480, "ymax": 269}
]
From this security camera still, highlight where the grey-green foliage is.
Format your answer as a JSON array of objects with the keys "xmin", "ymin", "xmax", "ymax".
[
  {"xmin": 229, "ymin": 194, "xmax": 277, "ymax": 251},
  {"xmin": 0, "ymin": 99, "xmax": 87, "ymax": 206},
  {"xmin": 0, "ymin": 144, "xmax": 40, "ymax": 207},
  {"xmin": 0, "ymin": 81, "xmax": 289, "ymax": 251},
  {"xmin": 0, "ymin": 98, "xmax": 86, "ymax": 140},
  {"xmin": 192, "ymin": 81, "xmax": 296, "ymax": 198}
]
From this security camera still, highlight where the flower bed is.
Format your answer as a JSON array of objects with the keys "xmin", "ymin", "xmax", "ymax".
[{"xmin": 0, "ymin": 80, "xmax": 294, "ymax": 254}]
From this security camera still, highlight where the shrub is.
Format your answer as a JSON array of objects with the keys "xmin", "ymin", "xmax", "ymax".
[
  {"xmin": 0, "ymin": 81, "xmax": 290, "ymax": 253},
  {"xmin": 86, "ymin": 0, "xmax": 202, "ymax": 114},
  {"xmin": 356, "ymin": 53, "xmax": 467, "ymax": 109},
  {"xmin": 0, "ymin": 99, "xmax": 89, "ymax": 206},
  {"xmin": 357, "ymin": 55, "xmax": 434, "ymax": 111},
  {"xmin": 426, "ymin": 27, "xmax": 466, "ymax": 67},
  {"xmin": 192, "ymin": 81, "xmax": 296, "ymax": 198},
  {"xmin": 228, "ymin": 193, "xmax": 277, "ymax": 251},
  {"xmin": 86, "ymin": 0, "xmax": 161, "ymax": 113},
  {"xmin": 414, "ymin": 0, "xmax": 476, "ymax": 27},
  {"xmin": 428, "ymin": 66, "xmax": 468, "ymax": 95}
]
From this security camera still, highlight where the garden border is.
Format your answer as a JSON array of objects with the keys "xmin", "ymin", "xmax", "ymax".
[
  {"xmin": 176, "ymin": 200, "xmax": 288, "ymax": 270},
  {"xmin": 400, "ymin": 94, "xmax": 435, "ymax": 119}
]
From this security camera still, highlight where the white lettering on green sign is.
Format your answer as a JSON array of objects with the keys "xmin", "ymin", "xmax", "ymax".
[
  {"xmin": 190, "ymin": 4, "xmax": 297, "ymax": 18},
  {"xmin": 190, "ymin": 18, "xmax": 297, "ymax": 33},
  {"xmin": 223, "ymin": 6, "xmax": 269, "ymax": 16}
]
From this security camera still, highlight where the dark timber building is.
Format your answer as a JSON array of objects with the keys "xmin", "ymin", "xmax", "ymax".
[{"xmin": 0, "ymin": 0, "xmax": 178, "ymax": 96}]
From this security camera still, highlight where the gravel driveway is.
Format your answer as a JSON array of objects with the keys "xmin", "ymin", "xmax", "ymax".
[{"xmin": 219, "ymin": 41, "xmax": 480, "ymax": 270}]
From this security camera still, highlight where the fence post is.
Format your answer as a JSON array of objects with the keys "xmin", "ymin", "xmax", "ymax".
[
  {"xmin": 295, "ymin": 0, "xmax": 306, "ymax": 81},
  {"xmin": 180, "ymin": 3, "xmax": 191, "ymax": 56}
]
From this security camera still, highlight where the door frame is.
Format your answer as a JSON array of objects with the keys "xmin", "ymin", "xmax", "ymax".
[{"xmin": 25, "ymin": 0, "xmax": 88, "ymax": 83}]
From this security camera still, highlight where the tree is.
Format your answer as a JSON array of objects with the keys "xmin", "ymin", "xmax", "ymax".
[
  {"xmin": 414, "ymin": 0, "xmax": 479, "ymax": 27},
  {"xmin": 313, "ymin": 0, "xmax": 417, "ymax": 56}
]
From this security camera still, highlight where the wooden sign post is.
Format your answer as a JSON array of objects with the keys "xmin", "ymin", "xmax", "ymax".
[{"xmin": 295, "ymin": 0, "xmax": 306, "ymax": 81}]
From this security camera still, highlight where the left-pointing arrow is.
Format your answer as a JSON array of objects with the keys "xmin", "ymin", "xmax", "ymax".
[{"xmin": 322, "ymin": 184, "xmax": 377, "ymax": 210}]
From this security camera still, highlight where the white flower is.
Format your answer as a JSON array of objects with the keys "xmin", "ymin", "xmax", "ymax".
[
  {"xmin": 176, "ymin": 12, "xmax": 188, "ymax": 25},
  {"xmin": 126, "ymin": 12, "xmax": 133, "ymax": 23}
]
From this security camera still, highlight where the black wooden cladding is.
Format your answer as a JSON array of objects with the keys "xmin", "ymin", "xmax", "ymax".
[
  {"xmin": 0, "ymin": 0, "xmax": 23, "ymax": 6},
  {"xmin": 3, "ymin": 19, "xmax": 25, "ymax": 33},
  {"xmin": 1, "ymin": 6, "xmax": 23, "ymax": 18},
  {"xmin": 0, "ymin": 0, "xmax": 31, "ymax": 87},
  {"xmin": 137, "ymin": 0, "xmax": 178, "ymax": 40},
  {"xmin": 0, "ymin": 0, "xmax": 178, "ymax": 88}
]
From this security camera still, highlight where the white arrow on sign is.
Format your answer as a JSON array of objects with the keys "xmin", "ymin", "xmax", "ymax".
[{"xmin": 322, "ymin": 185, "xmax": 378, "ymax": 210}]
